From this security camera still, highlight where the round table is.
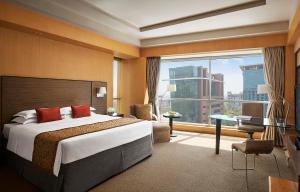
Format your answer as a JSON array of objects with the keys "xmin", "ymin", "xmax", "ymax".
[{"xmin": 163, "ymin": 113, "xmax": 182, "ymax": 137}]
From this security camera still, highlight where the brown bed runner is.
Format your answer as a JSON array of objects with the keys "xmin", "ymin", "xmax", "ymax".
[{"xmin": 32, "ymin": 118, "xmax": 142, "ymax": 175}]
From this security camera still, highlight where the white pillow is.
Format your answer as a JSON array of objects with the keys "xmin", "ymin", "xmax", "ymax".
[
  {"xmin": 60, "ymin": 107, "xmax": 72, "ymax": 116},
  {"xmin": 11, "ymin": 116, "xmax": 37, "ymax": 124},
  {"xmin": 13, "ymin": 109, "xmax": 36, "ymax": 119},
  {"xmin": 14, "ymin": 106, "xmax": 96, "ymax": 119},
  {"xmin": 61, "ymin": 106, "xmax": 96, "ymax": 116},
  {"xmin": 63, "ymin": 112, "xmax": 96, "ymax": 119}
]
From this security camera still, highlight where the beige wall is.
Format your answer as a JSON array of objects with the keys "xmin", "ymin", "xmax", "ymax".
[
  {"xmin": 118, "ymin": 58, "xmax": 147, "ymax": 115},
  {"xmin": 0, "ymin": 1, "xmax": 139, "ymax": 59},
  {"xmin": 0, "ymin": 27, "xmax": 114, "ymax": 106}
]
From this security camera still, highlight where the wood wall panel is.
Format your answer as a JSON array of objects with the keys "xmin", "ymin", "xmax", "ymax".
[
  {"xmin": 92, "ymin": 81, "xmax": 107, "ymax": 114},
  {"xmin": 119, "ymin": 58, "xmax": 147, "ymax": 115},
  {"xmin": 285, "ymin": 46, "xmax": 296, "ymax": 124},
  {"xmin": 1, "ymin": 77, "xmax": 92, "ymax": 125},
  {"xmin": 0, "ymin": 27, "xmax": 114, "ymax": 106},
  {"xmin": 141, "ymin": 33, "xmax": 287, "ymax": 57},
  {"xmin": 0, "ymin": 1, "xmax": 139, "ymax": 58},
  {"xmin": 288, "ymin": 2, "xmax": 300, "ymax": 44}
]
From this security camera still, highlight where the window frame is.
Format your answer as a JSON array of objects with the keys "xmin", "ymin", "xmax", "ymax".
[{"xmin": 158, "ymin": 52, "xmax": 268, "ymax": 127}]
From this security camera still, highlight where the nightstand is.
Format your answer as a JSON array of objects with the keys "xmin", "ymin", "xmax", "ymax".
[{"xmin": 108, "ymin": 113, "xmax": 124, "ymax": 117}]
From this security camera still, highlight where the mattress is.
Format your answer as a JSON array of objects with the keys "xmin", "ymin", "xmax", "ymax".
[{"xmin": 3, "ymin": 114, "xmax": 152, "ymax": 176}]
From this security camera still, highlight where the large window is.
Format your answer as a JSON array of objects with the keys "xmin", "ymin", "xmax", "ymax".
[
  {"xmin": 158, "ymin": 51, "xmax": 268, "ymax": 127},
  {"xmin": 113, "ymin": 59, "xmax": 120, "ymax": 112}
]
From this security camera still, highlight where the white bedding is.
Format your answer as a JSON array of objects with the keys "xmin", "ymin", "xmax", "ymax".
[{"xmin": 4, "ymin": 114, "xmax": 152, "ymax": 176}]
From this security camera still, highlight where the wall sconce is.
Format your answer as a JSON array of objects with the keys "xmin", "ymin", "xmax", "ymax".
[{"xmin": 96, "ymin": 87, "xmax": 107, "ymax": 98}]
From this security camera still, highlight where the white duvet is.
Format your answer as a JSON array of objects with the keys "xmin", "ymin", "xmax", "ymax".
[{"xmin": 4, "ymin": 114, "xmax": 152, "ymax": 176}]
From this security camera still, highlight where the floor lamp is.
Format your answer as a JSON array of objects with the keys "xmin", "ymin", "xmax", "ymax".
[
  {"xmin": 257, "ymin": 84, "xmax": 290, "ymax": 127},
  {"xmin": 158, "ymin": 84, "xmax": 177, "ymax": 114}
]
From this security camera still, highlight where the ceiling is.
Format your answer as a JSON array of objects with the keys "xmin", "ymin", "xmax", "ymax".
[{"xmin": 6, "ymin": 0, "xmax": 292, "ymax": 47}]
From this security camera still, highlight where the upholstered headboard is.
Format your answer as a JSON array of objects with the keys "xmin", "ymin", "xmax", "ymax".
[{"xmin": 0, "ymin": 76, "xmax": 107, "ymax": 133}]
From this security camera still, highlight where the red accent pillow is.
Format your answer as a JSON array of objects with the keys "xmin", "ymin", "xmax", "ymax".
[
  {"xmin": 71, "ymin": 104, "xmax": 91, "ymax": 118},
  {"xmin": 36, "ymin": 107, "xmax": 62, "ymax": 123}
]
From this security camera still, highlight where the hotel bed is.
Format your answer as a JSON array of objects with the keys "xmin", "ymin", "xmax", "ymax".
[
  {"xmin": 3, "ymin": 114, "xmax": 153, "ymax": 192},
  {"xmin": 0, "ymin": 76, "xmax": 153, "ymax": 192}
]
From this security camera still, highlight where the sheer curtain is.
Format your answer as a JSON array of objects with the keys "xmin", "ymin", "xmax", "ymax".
[
  {"xmin": 146, "ymin": 57, "xmax": 161, "ymax": 116},
  {"xmin": 262, "ymin": 47, "xmax": 285, "ymax": 146}
]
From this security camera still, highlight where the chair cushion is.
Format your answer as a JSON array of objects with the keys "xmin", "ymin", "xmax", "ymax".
[
  {"xmin": 135, "ymin": 104, "xmax": 152, "ymax": 120},
  {"xmin": 152, "ymin": 122, "xmax": 170, "ymax": 131},
  {"xmin": 238, "ymin": 124, "xmax": 264, "ymax": 132},
  {"xmin": 232, "ymin": 143, "xmax": 246, "ymax": 153},
  {"xmin": 232, "ymin": 140, "xmax": 274, "ymax": 154}
]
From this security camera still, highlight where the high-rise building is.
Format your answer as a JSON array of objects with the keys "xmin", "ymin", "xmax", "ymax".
[
  {"xmin": 240, "ymin": 64, "xmax": 268, "ymax": 101},
  {"xmin": 227, "ymin": 92, "xmax": 243, "ymax": 101},
  {"xmin": 226, "ymin": 92, "xmax": 243, "ymax": 115},
  {"xmin": 169, "ymin": 66, "xmax": 224, "ymax": 124}
]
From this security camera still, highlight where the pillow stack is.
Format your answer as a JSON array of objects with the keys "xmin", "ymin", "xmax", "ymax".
[
  {"xmin": 11, "ymin": 105, "xmax": 96, "ymax": 124},
  {"xmin": 12, "ymin": 109, "xmax": 37, "ymax": 124}
]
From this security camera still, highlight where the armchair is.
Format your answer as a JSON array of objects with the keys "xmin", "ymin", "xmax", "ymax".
[{"xmin": 130, "ymin": 104, "xmax": 170, "ymax": 143}]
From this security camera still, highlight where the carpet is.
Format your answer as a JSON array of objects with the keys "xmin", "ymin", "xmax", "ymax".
[{"xmin": 90, "ymin": 131, "xmax": 294, "ymax": 192}]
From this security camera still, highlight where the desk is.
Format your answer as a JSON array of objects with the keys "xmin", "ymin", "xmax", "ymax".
[
  {"xmin": 268, "ymin": 176, "xmax": 298, "ymax": 192},
  {"xmin": 209, "ymin": 115, "xmax": 292, "ymax": 155}
]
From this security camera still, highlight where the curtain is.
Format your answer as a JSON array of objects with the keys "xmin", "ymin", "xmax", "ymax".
[
  {"xmin": 146, "ymin": 57, "xmax": 161, "ymax": 116},
  {"xmin": 262, "ymin": 47, "xmax": 285, "ymax": 147}
]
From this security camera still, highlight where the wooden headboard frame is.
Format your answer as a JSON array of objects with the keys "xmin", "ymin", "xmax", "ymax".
[{"xmin": 0, "ymin": 76, "xmax": 107, "ymax": 133}]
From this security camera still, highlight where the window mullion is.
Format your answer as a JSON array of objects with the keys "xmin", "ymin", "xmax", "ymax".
[{"xmin": 208, "ymin": 57, "xmax": 212, "ymax": 125}]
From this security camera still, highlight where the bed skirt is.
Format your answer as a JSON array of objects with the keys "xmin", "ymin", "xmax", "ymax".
[{"xmin": 4, "ymin": 135, "xmax": 153, "ymax": 192}]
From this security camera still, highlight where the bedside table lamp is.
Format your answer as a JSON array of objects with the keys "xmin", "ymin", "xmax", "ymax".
[{"xmin": 97, "ymin": 87, "xmax": 107, "ymax": 98}]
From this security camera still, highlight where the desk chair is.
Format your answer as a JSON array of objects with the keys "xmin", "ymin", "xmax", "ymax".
[
  {"xmin": 232, "ymin": 140, "xmax": 280, "ymax": 189},
  {"xmin": 238, "ymin": 103, "xmax": 265, "ymax": 139}
]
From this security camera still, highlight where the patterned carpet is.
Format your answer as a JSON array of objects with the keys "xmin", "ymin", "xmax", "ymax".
[
  {"xmin": 0, "ymin": 131, "xmax": 295, "ymax": 192},
  {"xmin": 91, "ymin": 131, "xmax": 294, "ymax": 192}
]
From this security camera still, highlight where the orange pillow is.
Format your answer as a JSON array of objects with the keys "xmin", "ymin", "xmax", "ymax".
[
  {"xmin": 71, "ymin": 104, "xmax": 91, "ymax": 118},
  {"xmin": 36, "ymin": 107, "xmax": 62, "ymax": 123}
]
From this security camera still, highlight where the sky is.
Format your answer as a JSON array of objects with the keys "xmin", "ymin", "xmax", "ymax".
[{"xmin": 158, "ymin": 54, "xmax": 264, "ymax": 97}]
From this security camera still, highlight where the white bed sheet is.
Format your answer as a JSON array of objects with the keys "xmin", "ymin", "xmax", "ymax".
[{"xmin": 4, "ymin": 114, "xmax": 152, "ymax": 176}]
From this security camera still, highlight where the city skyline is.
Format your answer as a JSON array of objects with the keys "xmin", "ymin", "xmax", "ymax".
[
  {"xmin": 158, "ymin": 54, "xmax": 269, "ymax": 124},
  {"xmin": 158, "ymin": 54, "xmax": 264, "ymax": 97}
]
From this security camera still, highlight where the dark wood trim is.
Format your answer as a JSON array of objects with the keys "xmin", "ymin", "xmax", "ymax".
[
  {"xmin": 296, "ymin": 50, "xmax": 300, "ymax": 133},
  {"xmin": 91, "ymin": 81, "xmax": 108, "ymax": 114},
  {"xmin": 0, "ymin": 76, "xmax": 107, "ymax": 131}
]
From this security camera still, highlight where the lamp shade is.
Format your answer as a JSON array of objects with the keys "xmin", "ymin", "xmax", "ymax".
[
  {"xmin": 96, "ymin": 87, "xmax": 107, "ymax": 97},
  {"xmin": 99, "ymin": 87, "xmax": 107, "ymax": 94},
  {"xmin": 257, "ymin": 84, "xmax": 272, "ymax": 94},
  {"xmin": 167, "ymin": 84, "xmax": 176, "ymax": 92}
]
